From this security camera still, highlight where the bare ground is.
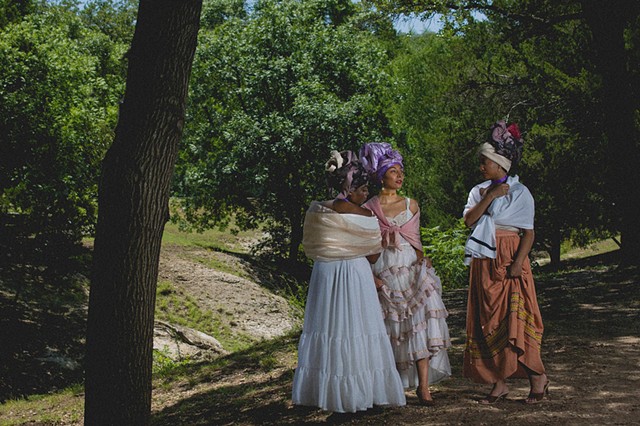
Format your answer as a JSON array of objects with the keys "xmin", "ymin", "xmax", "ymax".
[
  {"xmin": 157, "ymin": 245, "xmax": 299, "ymax": 342},
  {"xmin": 150, "ymin": 248, "xmax": 640, "ymax": 425},
  {"xmin": 1, "ymin": 246, "xmax": 639, "ymax": 425}
]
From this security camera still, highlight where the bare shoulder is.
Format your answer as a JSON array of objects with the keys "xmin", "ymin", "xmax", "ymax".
[
  {"xmin": 333, "ymin": 199, "xmax": 373, "ymax": 216},
  {"xmin": 409, "ymin": 197, "xmax": 420, "ymax": 214},
  {"xmin": 331, "ymin": 199, "xmax": 350, "ymax": 213}
]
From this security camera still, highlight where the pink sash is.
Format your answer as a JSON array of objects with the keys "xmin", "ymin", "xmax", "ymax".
[{"xmin": 364, "ymin": 196, "xmax": 423, "ymax": 252}]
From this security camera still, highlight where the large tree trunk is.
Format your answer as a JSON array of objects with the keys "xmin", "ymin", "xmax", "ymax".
[
  {"xmin": 84, "ymin": 1, "xmax": 202, "ymax": 424},
  {"xmin": 548, "ymin": 229, "xmax": 562, "ymax": 271},
  {"xmin": 581, "ymin": 0, "xmax": 640, "ymax": 265}
]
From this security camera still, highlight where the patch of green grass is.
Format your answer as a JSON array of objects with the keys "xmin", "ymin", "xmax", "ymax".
[
  {"xmin": 0, "ymin": 383, "xmax": 84, "ymax": 425},
  {"xmin": 189, "ymin": 254, "xmax": 250, "ymax": 279},
  {"xmin": 535, "ymin": 237, "xmax": 619, "ymax": 266},
  {"xmin": 155, "ymin": 281, "xmax": 255, "ymax": 353},
  {"xmin": 153, "ymin": 346, "xmax": 193, "ymax": 378},
  {"xmin": 162, "ymin": 221, "xmax": 259, "ymax": 254}
]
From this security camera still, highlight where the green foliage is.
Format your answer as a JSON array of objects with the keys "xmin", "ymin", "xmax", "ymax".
[
  {"xmin": 381, "ymin": 31, "xmax": 484, "ymax": 228},
  {"xmin": 422, "ymin": 219, "xmax": 468, "ymax": 289},
  {"xmin": 379, "ymin": 1, "xmax": 624, "ymax": 260},
  {"xmin": 0, "ymin": 0, "xmax": 35, "ymax": 29},
  {"xmin": 155, "ymin": 280, "xmax": 255, "ymax": 352},
  {"xmin": 152, "ymin": 346, "xmax": 192, "ymax": 377},
  {"xmin": 175, "ymin": 0, "xmax": 396, "ymax": 260},
  {"xmin": 0, "ymin": 2, "xmax": 132, "ymax": 259}
]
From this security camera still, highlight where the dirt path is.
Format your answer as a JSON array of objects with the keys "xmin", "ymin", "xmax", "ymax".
[
  {"xmin": 152, "ymin": 252, "xmax": 640, "ymax": 425},
  {"xmin": 158, "ymin": 244, "xmax": 299, "ymax": 342},
  {"xmin": 5, "ymin": 244, "xmax": 636, "ymax": 424}
]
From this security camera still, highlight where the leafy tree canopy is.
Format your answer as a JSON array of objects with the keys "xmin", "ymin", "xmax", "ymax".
[
  {"xmin": 175, "ymin": 0, "xmax": 396, "ymax": 261},
  {"xmin": 0, "ymin": 1, "xmax": 133, "ymax": 261}
]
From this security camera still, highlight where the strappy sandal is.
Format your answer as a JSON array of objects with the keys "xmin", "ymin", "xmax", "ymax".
[
  {"xmin": 416, "ymin": 387, "xmax": 435, "ymax": 406},
  {"xmin": 525, "ymin": 380, "xmax": 550, "ymax": 404},
  {"xmin": 479, "ymin": 390, "xmax": 509, "ymax": 405}
]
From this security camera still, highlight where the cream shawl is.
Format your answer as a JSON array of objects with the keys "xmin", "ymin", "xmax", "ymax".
[{"xmin": 302, "ymin": 201, "xmax": 382, "ymax": 261}]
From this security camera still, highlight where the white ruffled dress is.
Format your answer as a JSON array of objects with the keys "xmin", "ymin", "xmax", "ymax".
[
  {"xmin": 373, "ymin": 202, "xmax": 452, "ymax": 388},
  {"xmin": 292, "ymin": 212, "xmax": 406, "ymax": 413}
]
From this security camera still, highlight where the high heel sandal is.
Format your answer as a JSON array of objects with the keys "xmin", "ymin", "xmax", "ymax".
[
  {"xmin": 525, "ymin": 380, "xmax": 550, "ymax": 404},
  {"xmin": 479, "ymin": 390, "xmax": 509, "ymax": 405},
  {"xmin": 416, "ymin": 387, "xmax": 435, "ymax": 406}
]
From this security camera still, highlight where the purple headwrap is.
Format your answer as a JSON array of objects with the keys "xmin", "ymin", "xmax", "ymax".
[{"xmin": 359, "ymin": 142, "xmax": 404, "ymax": 182}]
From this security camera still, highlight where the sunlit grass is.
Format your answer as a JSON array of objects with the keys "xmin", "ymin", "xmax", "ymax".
[
  {"xmin": 155, "ymin": 280, "xmax": 255, "ymax": 354},
  {"xmin": 0, "ymin": 234, "xmax": 625, "ymax": 425},
  {"xmin": 162, "ymin": 221, "xmax": 260, "ymax": 254},
  {"xmin": 534, "ymin": 237, "xmax": 619, "ymax": 265},
  {"xmin": 0, "ymin": 384, "xmax": 84, "ymax": 426}
]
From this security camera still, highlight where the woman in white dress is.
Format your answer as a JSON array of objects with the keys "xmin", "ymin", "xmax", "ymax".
[
  {"xmin": 291, "ymin": 150, "xmax": 406, "ymax": 413},
  {"xmin": 360, "ymin": 143, "xmax": 451, "ymax": 406}
]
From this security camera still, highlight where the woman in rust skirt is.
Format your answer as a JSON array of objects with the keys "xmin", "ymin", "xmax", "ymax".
[{"xmin": 462, "ymin": 121, "xmax": 549, "ymax": 405}]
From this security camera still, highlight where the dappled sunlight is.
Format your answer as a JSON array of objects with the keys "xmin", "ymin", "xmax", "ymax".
[
  {"xmin": 614, "ymin": 336, "xmax": 640, "ymax": 345},
  {"xmin": 146, "ymin": 262, "xmax": 640, "ymax": 424},
  {"xmin": 577, "ymin": 303, "xmax": 607, "ymax": 311}
]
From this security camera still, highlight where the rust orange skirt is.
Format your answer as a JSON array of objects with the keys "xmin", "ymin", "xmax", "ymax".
[{"xmin": 463, "ymin": 230, "xmax": 545, "ymax": 384}]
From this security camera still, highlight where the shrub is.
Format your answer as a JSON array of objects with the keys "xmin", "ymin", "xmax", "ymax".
[{"xmin": 422, "ymin": 219, "xmax": 469, "ymax": 289}]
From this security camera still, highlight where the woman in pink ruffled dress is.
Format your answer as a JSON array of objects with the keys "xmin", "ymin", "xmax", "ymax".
[{"xmin": 360, "ymin": 143, "xmax": 451, "ymax": 406}]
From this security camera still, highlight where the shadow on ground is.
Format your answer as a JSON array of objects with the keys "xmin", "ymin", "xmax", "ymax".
[
  {"xmin": 151, "ymin": 249, "xmax": 640, "ymax": 425},
  {"xmin": 0, "ymin": 245, "xmax": 89, "ymax": 402}
]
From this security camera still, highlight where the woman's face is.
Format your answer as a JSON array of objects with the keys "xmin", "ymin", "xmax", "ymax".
[
  {"xmin": 348, "ymin": 184, "xmax": 369, "ymax": 205},
  {"xmin": 479, "ymin": 156, "xmax": 505, "ymax": 180},
  {"xmin": 381, "ymin": 164, "xmax": 404, "ymax": 190}
]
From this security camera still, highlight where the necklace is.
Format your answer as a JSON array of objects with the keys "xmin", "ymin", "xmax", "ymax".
[{"xmin": 491, "ymin": 175, "xmax": 508, "ymax": 185}]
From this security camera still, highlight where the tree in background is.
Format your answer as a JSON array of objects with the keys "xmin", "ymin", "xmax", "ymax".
[
  {"xmin": 372, "ymin": 0, "xmax": 638, "ymax": 267},
  {"xmin": 0, "ymin": 0, "xmax": 34, "ymax": 28},
  {"xmin": 0, "ymin": 1, "xmax": 131, "ymax": 267},
  {"xmin": 174, "ymin": 0, "xmax": 396, "ymax": 263},
  {"xmin": 84, "ymin": 0, "xmax": 203, "ymax": 423}
]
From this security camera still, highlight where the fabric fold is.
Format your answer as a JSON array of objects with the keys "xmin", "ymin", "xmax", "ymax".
[
  {"xmin": 463, "ymin": 175, "xmax": 534, "ymax": 265},
  {"xmin": 302, "ymin": 201, "xmax": 382, "ymax": 261},
  {"xmin": 364, "ymin": 197, "xmax": 423, "ymax": 251}
]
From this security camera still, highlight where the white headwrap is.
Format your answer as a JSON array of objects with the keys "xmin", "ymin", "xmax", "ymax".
[{"xmin": 479, "ymin": 142, "xmax": 511, "ymax": 172}]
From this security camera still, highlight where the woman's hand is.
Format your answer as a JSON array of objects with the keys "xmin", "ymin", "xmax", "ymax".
[
  {"xmin": 374, "ymin": 275, "xmax": 384, "ymax": 290},
  {"xmin": 465, "ymin": 183, "xmax": 510, "ymax": 227},
  {"xmin": 480, "ymin": 183, "xmax": 510, "ymax": 199},
  {"xmin": 507, "ymin": 260, "xmax": 523, "ymax": 278},
  {"xmin": 508, "ymin": 229, "xmax": 534, "ymax": 278}
]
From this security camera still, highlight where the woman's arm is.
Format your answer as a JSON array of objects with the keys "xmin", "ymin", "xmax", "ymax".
[
  {"xmin": 508, "ymin": 228, "xmax": 534, "ymax": 277},
  {"xmin": 366, "ymin": 253, "xmax": 380, "ymax": 264},
  {"xmin": 409, "ymin": 199, "xmax": 433, "ymax": 267},
  {"xmin": 463, "ymin": 183, "xmax": 510, "ymax": 227}
]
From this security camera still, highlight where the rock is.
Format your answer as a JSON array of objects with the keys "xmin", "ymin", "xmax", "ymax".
[{"xmin": 153, "ymin": 320, "xmax": 228, "ymax": 361}]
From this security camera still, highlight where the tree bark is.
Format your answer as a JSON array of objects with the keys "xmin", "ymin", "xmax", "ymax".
[
  {"xmin": 548, "ymin": 229, "xmax": 562, "ymax": 271},
  {"xmin": 84, "ymin": 1, "xmax": 202, "ymax": 424},
  {"xmin": 581, "ymin": 0, "xmax": 640, "ymax": 265}
]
